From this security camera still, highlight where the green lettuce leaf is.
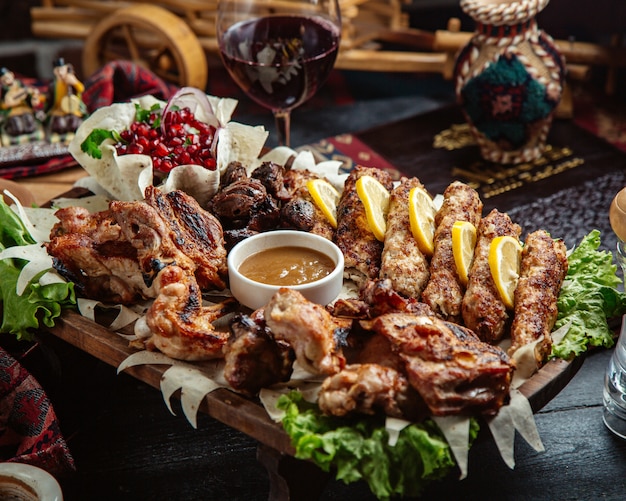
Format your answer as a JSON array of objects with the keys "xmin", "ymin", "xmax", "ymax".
[
  {"xmin": 0, "ymin": 199, "xmax": 76, "ymax": 341},
  {"xmin": 552, "ymin": 230, "xmax": 626, "ymax": 359},
  {"xmin": 277, "ymin": 390, "xmax": 478, "ymax": 500}
]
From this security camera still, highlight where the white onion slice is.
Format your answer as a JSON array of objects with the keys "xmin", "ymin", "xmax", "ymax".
[{"xmin": 161, "ymin": 87, "xmax": 220, "ymax": 135}]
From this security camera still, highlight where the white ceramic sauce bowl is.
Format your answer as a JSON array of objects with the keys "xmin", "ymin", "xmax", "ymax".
[{"xmin": 227, "ymin": 230, "xmax": 344, "ymax": 310}]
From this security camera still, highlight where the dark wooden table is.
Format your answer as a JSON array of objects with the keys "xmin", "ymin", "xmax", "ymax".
[{"xmin": 14, "ymin": 102, "xmax": 626, "ymax": 500}]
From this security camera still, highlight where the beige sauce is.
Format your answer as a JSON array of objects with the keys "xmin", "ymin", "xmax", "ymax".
[{"xmin": 239, "ymin": 246, "xmax": 335, "ymax": 285}]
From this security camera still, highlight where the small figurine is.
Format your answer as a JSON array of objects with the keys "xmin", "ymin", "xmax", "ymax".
[
  {"xmin": 0, "ymin": 67, "xmax": 42, "ymax": 138},
  {"xmin": 47, "ymin": 58, "xmax": 87, "ymax": 136}
]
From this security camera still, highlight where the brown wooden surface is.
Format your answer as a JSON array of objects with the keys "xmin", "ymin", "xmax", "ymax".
[{"xmin": 13, "ymin": 165, "xmax": 87, "ymax": 206}]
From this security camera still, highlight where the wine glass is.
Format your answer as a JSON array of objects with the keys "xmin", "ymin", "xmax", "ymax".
[{"xmin": 216, "ymin": 0, "xmax": 342, "ymax": 146}]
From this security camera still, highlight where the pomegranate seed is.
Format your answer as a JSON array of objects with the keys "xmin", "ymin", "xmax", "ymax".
[
  {"xmin": 161, "ymin": 159, "xmax": 173, "ymax": 172},
  {"xmin": 154, "ymin": 142, "xmax": 169, "ymax": 157},
  {"xmin": 179, "ymin": 151, "xmax": 191, "ymax": 165},
  {"xmin": 115, "ymin": 106, "xmax": 218, "ymax": 174},
  {"xmin": 127, "ymin": 143, "xmax": 144, "ymax": 155}
]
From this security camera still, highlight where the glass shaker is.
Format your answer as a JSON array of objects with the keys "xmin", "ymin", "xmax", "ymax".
[{"xmin": 603, "ymin": 187, "xmax": 626, "ymax": 437}]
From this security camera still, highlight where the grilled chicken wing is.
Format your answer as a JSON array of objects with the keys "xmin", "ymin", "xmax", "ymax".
[
  {"xmin": 509, "ymin": 230, "xmax": 568, "ymax": 363},
  {"xmin": 144, "ymin": 265, "xmax": 237, "ymax": 361},
  {"xmin": 368, "ymin": 313, "xmax": 514, "ymax": 416},
  {"xmin": 421, "ymin": 181, "xmax": 483, "ymax": 322},
  {"xmin": 335, "ymin": 166, "xmax": 394, "ymax": 286},
  {"xmin": 264, "ymin": 288, "xmax": 347, "ymax": 375},
  {"xmin": 380, "ymin": 177, "xmax": 430, "ymax": 299}
]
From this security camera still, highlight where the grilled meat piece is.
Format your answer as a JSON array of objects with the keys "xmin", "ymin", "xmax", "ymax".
[
  {"xmin": 144, "ymin": 265, "xmax": 237, "ymax": 361},
  {"xmin": 50, "ymin": 206, "xmax": 121, "ymax": 241},
  {"xmin": 144, "ymin": 186, "xmax": 228, "ymax": 290},
  {"xmin": 380, "ymin": 177, "xmax": 430, "ymax": 299},
  {"xmin": 223, "ymin": 313, "xmax": 295, "ymax": 396},
  {"xmin": 220, "ymin": 161, "xmax": 248, "ymax": 187},
  {"xmin": 47, "ymin": 206, "xmax": 155, "ymax": 304},
  {"xmin": 109, "ymin": 199, "xmax": 197, "ymax": 285},
  {"xmin": 422, "ymin": 181, "xmax": 483, "ymax": 322},
  {"xmin": 462, "ymin": 209, "xmax": 522, "ymax": 343},
  {"xmin": 48, "ymin": 187, "xmax": 229, "ymax": 304},
  {"xmin": 318, "ymin": 363, "xmax": 427, "ymax": 420},
  {"xmin": 345, "ymin": 330, "xmax": 405, "ymax": 371},
  {"xmin": 47, "ymin": 232, "xmax": 152, "ymax": 304},
  {"xmin": 209, "ymin": 178, "xmax": 281, "ymax": 243},
  {"xmin": 264, "ymin": 288, "xmax": 347, "ymax": 375},
  {"xmin": 335, "ymin": 166, "xmax": 394, "ymax": 285},
  {"xmin": 280, "ymin": 198, "xmax": 317, "ymax": 233},
  {"xmin": 369, "ymin": 313, "xmax": 514, "ymax": 416},
  {"xmin": 251, "ymin": 161, "xmax": 291, "ymax": 201},
  {"xmin": 509, "ymin": 230, "xmax": 568, "ymax": 363},
  {"xmin": 280, "ymin": 168, "xmax": 335, "ymax": 239},
  {"xmin": 331, "ymin": 279, "xmax": 435, "ymax": 320}
]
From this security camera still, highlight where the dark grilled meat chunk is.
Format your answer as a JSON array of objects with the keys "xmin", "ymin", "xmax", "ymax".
[
  {"xmin": 509, "ymin": 230, "xmax": 568, "ymax": 364},
  {"xmin": 220, "ymin": 161, "xmax": 248, "ymax": 187},
  {"xmin": 280, "ymin": 198, "xmax": 316, "ymax": 233},
  {"xmin": 209, "ymin": 178, "xmax": 281, "ymax": 233},
  {"xmin": 280, "ymin": 168, "xmax": 335, "ymax": 239},
  {"xmin": 369, "ymin": 313, "xmax": 514, "ymax": 416},
  {"xmin": 251, "ymin": 161, "xmax": 291, "ymax": 201},
  {"xmin": 331, "ymin": 279, "xmax": 435, "ymax": 320},
  {"xmin": 223, "ymin": 313, "xmax": 295, "ymax": 396}
]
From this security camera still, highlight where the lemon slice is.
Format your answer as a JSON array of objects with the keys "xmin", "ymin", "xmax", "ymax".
[
  {"xmin": 408, "ymin": 186, "xmax": 436, "ymax": 256},
  {"xmin": 306, "ymin": 178, "xmax": 340, "ymax": 229},
  {"xmin": 451, "ymin": 221, "xmax": 477, "ymax": 286},
  {"xmin": 355, "ymin": 175, "xmax": 390, "ymax": 241},
  {"xmin": 488, "ymin": 235, "xmax": 522, "ymax": 309}
]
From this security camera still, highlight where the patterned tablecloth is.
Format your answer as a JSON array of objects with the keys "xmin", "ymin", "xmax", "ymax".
[{"xmin": 0, "ymin": 344, "xmax": 74, "ymax": 477}]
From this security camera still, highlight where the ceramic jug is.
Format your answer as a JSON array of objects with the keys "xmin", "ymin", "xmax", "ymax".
[{"xmin": 454, "ymin": 0, "xmax": 565, "ymax": 164}]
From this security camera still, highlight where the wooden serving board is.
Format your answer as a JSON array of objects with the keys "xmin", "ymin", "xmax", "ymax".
[
  {"xmin": 42, "ymin": 307, "xmax": 584, "ymax": 458},
  {"xmin": 35, "ymin": 184, "xmax": 587, "ymax": 500}
]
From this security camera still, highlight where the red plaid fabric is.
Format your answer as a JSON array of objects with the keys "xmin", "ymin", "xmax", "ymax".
[
  {"xmin": 0, "ymin": 346, "xmax": 75, "ymax": 477},
  {"xmin": 81, "ymin": 60, "xmax": 178, "ymax": 113}
]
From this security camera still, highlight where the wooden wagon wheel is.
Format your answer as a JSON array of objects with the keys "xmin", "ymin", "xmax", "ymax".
[{"xmin": 82, "ymin": 4, "xmax": 208, "ymax": 90}]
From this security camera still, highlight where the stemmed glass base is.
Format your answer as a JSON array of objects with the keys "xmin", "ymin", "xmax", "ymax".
[{"xmin": 273, "ymin": 110, "xmax": 291, "ymax": 147}]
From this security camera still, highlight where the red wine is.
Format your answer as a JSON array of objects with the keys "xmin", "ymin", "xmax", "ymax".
[{"xmin": 219, "ymin": 15, "xmax": 340, "ymax": 111}]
